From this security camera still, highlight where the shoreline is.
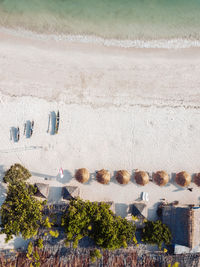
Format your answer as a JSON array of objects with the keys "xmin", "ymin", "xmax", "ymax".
[{"xmin": 2, "ymin": 26, "xmax": 200, "ymax": 49}]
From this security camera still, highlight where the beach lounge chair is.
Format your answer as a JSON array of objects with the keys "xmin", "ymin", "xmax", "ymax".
[{"xmin": 141, "ymin": 192, "xmax": 149, "ymax": 202}]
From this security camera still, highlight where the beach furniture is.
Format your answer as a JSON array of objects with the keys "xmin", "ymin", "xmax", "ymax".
[
  {"xmin": 141, "ymin": 192, "xmax": 149, "ymax": 202},
  {"xmin": 134, "ymin": 171, "xmax": 149, "ymax": 186},
  {"xmin": 115, "ymin": 170, "xmax": 130, "ymax": 184},
  {"xmin": 175, "ymin": 171, "xmax": 191, "ymax": 187},
  {"xmin": 96, "ymin": 169, "xmax": 110, "ymax": 184},
  {"xmin": 153, "ymin": 171, "xmax": 169, "ymax": 186},
  {"xmin": 75, "ymin": 168, "xmax": 90, "ymax": 183}
]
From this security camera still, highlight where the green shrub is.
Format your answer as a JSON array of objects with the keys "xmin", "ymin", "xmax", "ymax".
[
  {"xmin": 62, "ymin": 198, "xmax": 136, "ymax": 250},
  {"xmin": 142, "ymin": 220, "xmax": 172, "ymax": 249},
  {"xmin": 27, "ymin": 241, "xmax": 33, "ymax": 259},
  {"xmin": 3, "ymin": 163, "xmax": 31, "ymax": 184},
  {"xmin": 49, "ymin": 230, "xmax": 59, "ymax": 238},
  {"xmin": 43, "ymin": 217, "xmax": 52, "ymax": 229},
  {"xmin": 0, "ymin": 182, "xmax": 44, "ymax": 242},
  {"xmin": 37, "ymin": 238, "xmax": 44, "ymax": 249}
]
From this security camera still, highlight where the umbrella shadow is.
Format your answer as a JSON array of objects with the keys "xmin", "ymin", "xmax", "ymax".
[
  {"xmin": 50, "ymin": 111, "xmax": 56, "ymax": 135},
  {"xmin": 56, "ymin": 170, "xmax": 72, "ymax": 184},
  {"xmin": 31, "ymin": 171, "xmax": 55, "ymax": 180}
]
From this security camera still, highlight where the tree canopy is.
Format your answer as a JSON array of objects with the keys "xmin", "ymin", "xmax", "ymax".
[
  {"xmin": 0, "ymin": 181, "xmax": 44, "ymax": 242},
  {"xmin": 61, "ymin": 198, "xmax": 136, "ymax": 250},
  {"xmin": 141, "ymin": 220, "xmax": 172, "ymax": 249},
  {"xmin": 3, "ymin": 163, "xmax": 31, "ymax": 184}
]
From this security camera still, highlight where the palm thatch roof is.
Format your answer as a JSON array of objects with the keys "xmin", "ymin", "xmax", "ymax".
[
  {"xmin": 131, "ymin": 202, "xmax": 147, "ymax": 219},
  {"xmin": 153, "ymin": 171, "xmax": 169, "ymax": 186},
  {"xmin": 115, "ymin": 170, "xmax": 130, "ymax": 184},
  {"xmin": 194, "ymin": 173, "xmax": 200, "ymax": 186},
  {"xmin": 96, "ymin": 169, "xmax": 110, "ymax": 184},
  {"xmin": 175, "ymin": 171, "xmax": 191, "ymax": 187},
  {"xmin": 161, "ymin": 204, "xmax": 200, "ymax": 248},
  {"xmin": 134, "ymin": 171, "xmax": 149, "ymax": 186},
  {"xmin": 34, "ymin": 183, "xmax": 49, "ymax": 199},
  {"xmin": 62, "ymin": 186, "xmax": 80, "ymax": 200},
  {"xmin": 75, "ymin": 168, "xmax": 90, "ymax": 183}
]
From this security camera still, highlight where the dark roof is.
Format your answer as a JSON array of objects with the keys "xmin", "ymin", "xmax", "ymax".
[
  {"xmin": 35, "ymin": 183, "xmax": 49, "ymax": 199},
  {"xmin": 131, "ymin": 203, "xmax": 147, "ymax": 219},
  {"xmin": 62, "ymin": 186, "xmax": 80, "ymax": 200},
  {"xmin": 161, "ymin": 205, "xmax": 200, "ymax": 248}
]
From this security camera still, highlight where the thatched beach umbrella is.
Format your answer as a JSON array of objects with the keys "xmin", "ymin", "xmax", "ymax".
[
  {"xmin": 194, "ymin": 173, "xmax": 200, "ymax": 186},
  {"xmin": 175, "ymin": 171, "xmax": 191, "ymax": 187},
  {"xmin": 134, "ymin": 171, "xmax": 149, "ymax": 186},
  {"xmin": 153, "ymin": 171, "xmax": 169, "ymax": 186},
  {"xmin": 115, "ymin": 170, "xmax": 130, "ymax": 184},
  {"xmin": 96, "ymin": 169, "xmax": 110, "ymax": 184},
  {"xmin": 75, "ymin": 168, "xmax": 90, "ymax": 183}
]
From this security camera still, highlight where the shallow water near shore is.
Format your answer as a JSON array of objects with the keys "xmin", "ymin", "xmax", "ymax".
[{"xmin": 0, "ymin": 0, "xmax": 200, "ymax": 43}]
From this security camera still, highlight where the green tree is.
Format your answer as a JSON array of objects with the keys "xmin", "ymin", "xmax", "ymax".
[
  {"xmin": 0, "ymin": 182, "xmax": 44, "ymax": 242},
  {"xmin": 90, "ymin": 249, "xmax": 102, "ymax": 263},
  {"xmin": 142, "ymin": 220, "xmax": 172, "ymax": 249},
  {"xmin": 61, "ymin": 198, "xmax": 136, "ymax": 250},
  {"xmin": 3, "ymin": 163, "xmax": 31, "ymax": 184}
]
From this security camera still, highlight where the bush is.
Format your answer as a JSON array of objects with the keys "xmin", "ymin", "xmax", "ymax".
[
  {"xmin": 62, "ymin": 198, "xmax": 136, "ymax": 250},
  {"xmin": 90, "ymin": 249, "xmax": 102, "ymax": 262},
  {"xmin": 141, "ymin": 220, "xmax": 172, "ymax": 249},
  {"xmin": 37, "ymin": 238, "xmax": 44, "ymax": 249},
  {"xmin": 3, "ymin": 163, "xmax": 31, "ymax": 184},
  {"xmin": 0, "ymin": 182, "xmax": 44, "ymax": 242},
  {"xmin": 49, "ymin": 230, "xmax": 59, "ymax": 238}
]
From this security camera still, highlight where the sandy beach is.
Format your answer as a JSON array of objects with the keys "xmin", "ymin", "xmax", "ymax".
[{"xmin": 1, "ymin": 28, "xmax": 200, "ymax": 250}]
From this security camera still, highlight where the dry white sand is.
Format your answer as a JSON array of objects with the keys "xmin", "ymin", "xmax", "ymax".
[{"xmin": 1, "ymin": 28, "xmax": 200, "ymax": 249}]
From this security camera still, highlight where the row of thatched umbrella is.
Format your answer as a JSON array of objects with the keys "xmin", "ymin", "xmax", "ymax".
[{"xmin": 75, "ymin": 168, "xmax": 199, "ymax": 187}]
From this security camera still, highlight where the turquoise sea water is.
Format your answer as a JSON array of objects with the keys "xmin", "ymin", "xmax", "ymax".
[{"xmin": 0, "ymin": 0, "xmax": 200, "ymax": 40}]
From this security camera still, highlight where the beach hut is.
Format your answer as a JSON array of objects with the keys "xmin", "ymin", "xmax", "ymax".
[
  {"xmin": 175, "ymin": 171, "xmax": 191, "ymax": 187},
  {"xmin": 34, "ymin": 183, "xmax": 49, "ymax": 199},
  {"xmin": 96, "ymin": 169, "xmax": 110, "ymax": 184},
  {"xmin": 161, "ymin": 204, "xmax": 200, "ymax": 248},
  {"xmin": 115, "ymin": 170, "xmax": 130, "ymax": 184},
  {"xmin": 134, "ymin": 171, "xmax": 149, "ymax": 186},
  {"xmin": 153, "ymin": 171, "xmax": 169, "ymax": 186},
  {"xmin": 194, "ymin": 173, "xmax": 200, "ymax": 186},
  {"xmin": 62, "ymin": 186, "xmax": 80, "ymax": 200},
  {"xmin": 75, "ymin": 168, "xmax": 90, "ymax": 183}
]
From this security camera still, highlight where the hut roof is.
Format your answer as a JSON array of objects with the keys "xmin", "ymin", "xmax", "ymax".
[
  {"xmin": 153, "ymin": 171, "xmax": 169, "ymax": 186},
  {"xmin": 175, "ymin": 171, "xmax": 191, "ymax": 187},
  {"xmin": 161, "ymin": 205, "xmax": 200, "ymax": 248},
  {"xmin": 62, "ymin": 186, "xmax": 80, "ymax": 200},
  {"xmin": 96, "ymin": 169, "xmax": 110, "ymax": 184},
  {"xmin": 134, "ymin": 171, "xmax": 149, "ymax": 186},
  {"xmin": 115, "ymin": 170, "xmax": 130, "ymax": 184},
  {"xmin": 75, "ymin": 168, "xmax": 90, "ymax": 183},
  {"xmin": 34, "ymin": 183, "xmax": 49, "ymax": 199},
  {"xmin": 194, "ymin": 173, "xmax": 200, "ymax": 186},
  {"xmin": 130, "ymin": 202, "xmax": 147, "ymax": 219}
]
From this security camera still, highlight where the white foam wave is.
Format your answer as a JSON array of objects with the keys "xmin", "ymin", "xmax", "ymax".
[{"xmin": 1, "ymin": 27, "xmax": 200, "ymax": 49}]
